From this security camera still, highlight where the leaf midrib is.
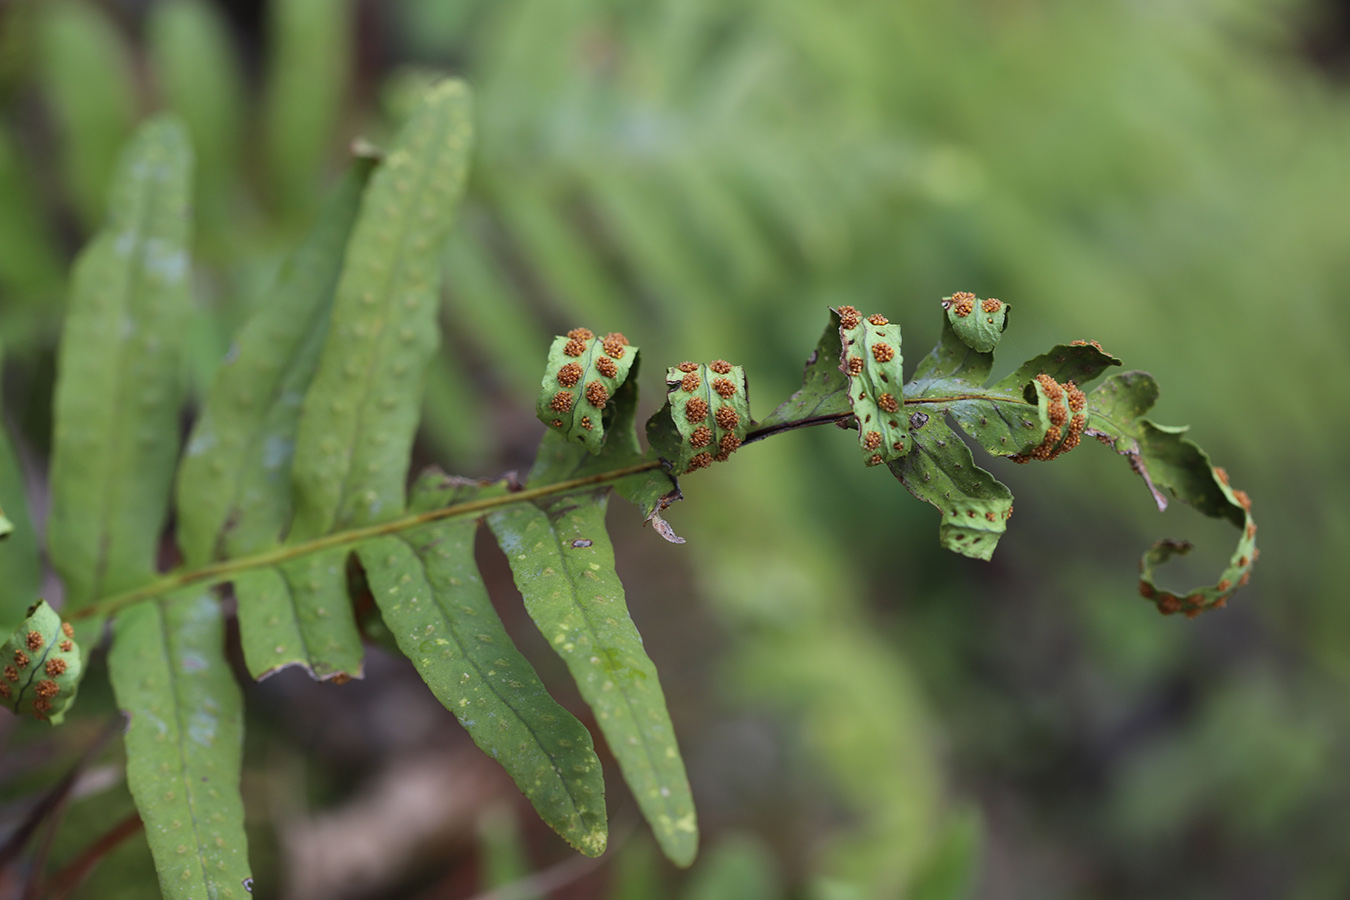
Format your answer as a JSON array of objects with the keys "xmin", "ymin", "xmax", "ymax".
[{"xmin": 74, "ymin": 389, "xmax": 1041, "ymax": 623}]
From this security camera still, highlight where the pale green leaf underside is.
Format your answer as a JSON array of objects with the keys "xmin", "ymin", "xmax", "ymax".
[
  {"xmin": 289, "ymin": 79, "xmax": 473, "ymax": 540},
  {"xmin": 0, "ymin": 407, "xmax": 41, "ymax": 631},
  {"xmin": 488, "ymin": 494, "xmax": 698, "ymax": 867},
  {"xmin": 48, "ymin": 115, "xmax": 193, "ymax": 610},
  {"xmin": 357, "ymin": 479, "xmax": 607, "ymax": 855},
  {"xmin": 109, "ymin": 589, "xmax": 251, "ymax": 900},
  {"xmin": 175, "ymin": 161, "xmax": 374, "ymax": 565},
  {"xmin": 234, "ymin": 549, "xmax": 363, "ymax": 681}
]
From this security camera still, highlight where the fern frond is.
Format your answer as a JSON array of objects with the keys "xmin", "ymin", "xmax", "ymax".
[
  {"xmin": 109, "ymin": 590, "xmax": 250, "ymax": 899},
  {"xmin": 48, "ymin": 115, "xmax": 193, "ymax": 612}
]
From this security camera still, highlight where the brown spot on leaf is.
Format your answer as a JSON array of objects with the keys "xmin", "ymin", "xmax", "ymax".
[{"xmin": 556, "ymin": 362, "xmax": 583, "ymax": 387}]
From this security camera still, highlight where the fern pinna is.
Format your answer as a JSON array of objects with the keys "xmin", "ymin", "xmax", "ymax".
[{"xmin": 0, "ymin": 81, "xmax": 1255, "ymax": 897}]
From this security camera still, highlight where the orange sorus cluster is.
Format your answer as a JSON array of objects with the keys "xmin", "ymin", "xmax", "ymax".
[
  {"xmin": 1141, "ymin": 574, "xmax": 1252, "ymax": 619},
  {"xmin": 677, "ymin": 360, "xmax": 743, "ymax": 469},
  {"xmin": 1013, "ymin": 374, "xmax": 1087, "ymax": 463},
  {"xmin": 1, "ymin": 622, "xmax": 75, "ymax": 718},
  {"xmin": 548, "ymin": 328, "xmax": 630, "ymax": 427},
  {"xmin": 837, "ymin": 307, "xmax": 905, "ymax": 465}
]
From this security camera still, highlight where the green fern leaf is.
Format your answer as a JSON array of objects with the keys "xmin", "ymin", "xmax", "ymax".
[
  {"xmin": 488, "ymin": 492, "xmax": 699, "ymax": 867},
  {"xmin": 356, "ymin": 472, "xmax": 608, "ymax": 857},
  {"xmin": 0, "ymin": 366, "xmax": 41, "ymax": 630},
  {"xmin": 0, "ymin": 600, "xmax": 82, "ymax": 724},
  {"xmin": 288, "ymin": 78, "xmax": 473, "ymax": 540},
  {"xmin": 763, "ymin": 299, "xmax": 1255, "ymax": 599},
  {"xmin": 261, "ymin": 0, "xmax": 352, "ymax": 218},
  {"xmin": 838, "ymin": 307, "xmax": 908, "ymax": 466},
  {"xmin": 109, "ymin": 589, "xmax": 251, "ymax": 899},
  {"xmin": 175, "ymin": 161, "xmax": 375, "ymax": 567},
  {"xmin": 246, "ymin": 549, "xmax": 364, "ymax": 680},
  {"xmin": 648, "ymin": 360, "xmax": 752, "ymax": 476},
  {"xmin": 536, "ymin": 329, "xmax": 639, "ymax": 454},
  {"xmin": 147, "ymin": 0, "xmax": 247, "ymax": 220},
  {"xmin": 1084, "ymin": 371, "xmax": 1257, "ymax": 617},
  {"xmin": 48, "ymin": 115, "xmax": 193, "ymax": 610},
  {"xmin": 36, "ymin": 0, "xmax": 139, "ymax": 226}
]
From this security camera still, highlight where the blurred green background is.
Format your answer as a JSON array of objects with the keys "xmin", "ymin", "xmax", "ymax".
[{"xmin": 1, "ymin": 0, "xmax": 1348, "ymax": 897}]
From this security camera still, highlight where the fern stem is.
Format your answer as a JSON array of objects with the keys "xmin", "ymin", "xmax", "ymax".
[
  {"xmin": 73, "ymin": 392, "xmax": 1020, "ymax": 623},
  {"xmin": 71, "ymin": 460, "xmax": 664, "ymax": 623}
]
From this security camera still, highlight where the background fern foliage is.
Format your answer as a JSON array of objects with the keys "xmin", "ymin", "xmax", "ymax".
[{"xmin": 1, "ymin": 1, "xmax": 1348, "ymax": 899}]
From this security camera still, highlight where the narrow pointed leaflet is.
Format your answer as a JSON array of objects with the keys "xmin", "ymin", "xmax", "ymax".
[{"xmin": 357, "ymin": 472, "xmax": 608, "ymax": 856}]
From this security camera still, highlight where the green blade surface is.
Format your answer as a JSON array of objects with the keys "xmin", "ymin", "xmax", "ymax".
[
  {"xmin": 109, "ymin": 589, "xmax": 251, "ymax": 899},
  {"xmin": 488, "ymin": 493, "xmax": 698, "ymax": 867},
  {"xmin": 48, "ymin": 116, "xmax": 194, "ymax": 609}
]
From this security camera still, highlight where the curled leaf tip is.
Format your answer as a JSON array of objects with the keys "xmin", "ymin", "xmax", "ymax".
[
  {"xmin": 1085, "ymin": 372, "xmax": 1257, "ymax": 614},
  {"xmin": 943, "ymin": 292, "xmax": 1008, "ymax": 352}
]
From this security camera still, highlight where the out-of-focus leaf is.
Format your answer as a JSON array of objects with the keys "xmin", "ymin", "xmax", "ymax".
[
  {"xmin": 488, "ymin": 492, "xmax": 698, "ymax": 867},
  {"xmin": 47, "ymin": 116, "xmax": 193, "ymax": 610},
  {"xmin": 441, "ymin": 224, "xmax": 549, "ymax": 402},
  {"xmin": 262, "ymin": 0, "xmax": 352, "ymax": 217},
  {"xmin": 109, "ymin": 589, "xmax": 251, "ymax": 899},
  {"xmin": 0, "ymin": 126, "xmax": 64, "ymax": 309},
  {"xmin": 905, "ymin": 808, "xmax": 982, "ymax": 900},
  {"xmin": 148, "ymin": 0, "xmax": 246, "ymax": 225},
  {"xmin": 680, "ymin": 834, "xmax": 782, "ymax": 900},
  {"xmin": 357, "ymin": 472, "xmax": 607, "ymax": 857},
  {"xmin": 37, "ymin": 0, "xmax": 139, "ymax": 227},
  {"xmin": 0, "ymin": 355, "xmax": 41, "ymax": 630}
]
